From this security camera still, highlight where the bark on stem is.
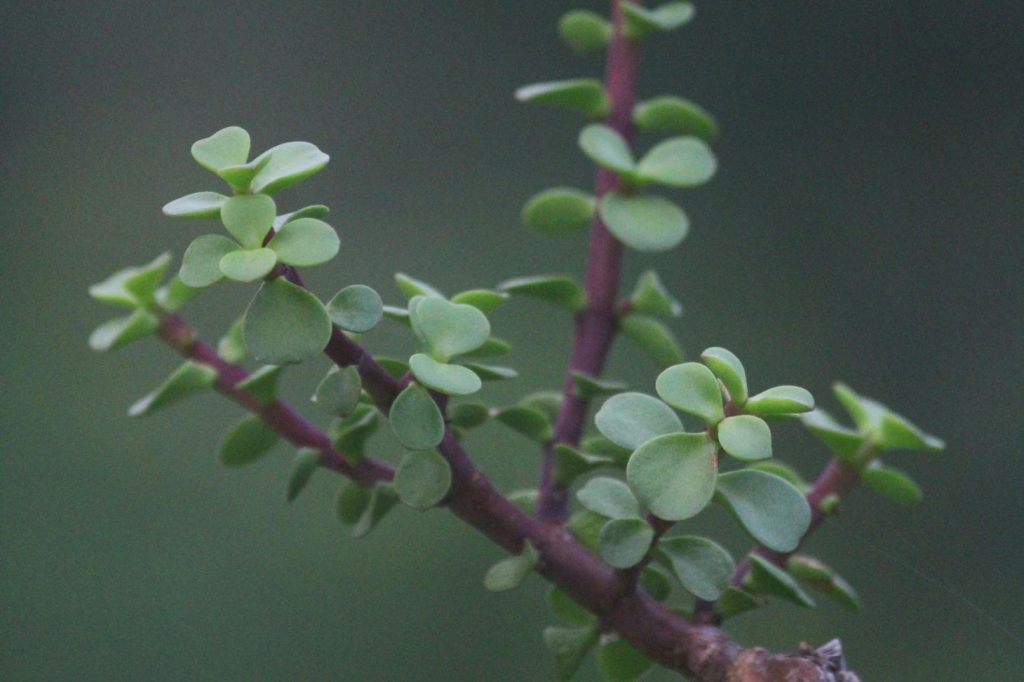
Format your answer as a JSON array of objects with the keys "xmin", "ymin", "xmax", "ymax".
[{"xmin": 538, "ymin": 0, "xmax": 638, "ymax": 522}]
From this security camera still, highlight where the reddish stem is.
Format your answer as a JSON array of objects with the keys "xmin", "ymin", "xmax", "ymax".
[{"xmin": 537, "ymin": 0, "xmax": 639, "ymax": 523}]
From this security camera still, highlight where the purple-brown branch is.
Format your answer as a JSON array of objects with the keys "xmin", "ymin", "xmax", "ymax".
[
  {"xmin": 154, "ymin": 310, "xmax": 854, "ymax": 680},
  {"xmin": 537, "ymin": 0, "xmax": 638, "ymax": 523}
]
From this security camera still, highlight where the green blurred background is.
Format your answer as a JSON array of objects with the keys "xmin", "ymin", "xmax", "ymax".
[{"xmin": 2, "ymin": 1, "xmax": 1021, "ymax": 679}]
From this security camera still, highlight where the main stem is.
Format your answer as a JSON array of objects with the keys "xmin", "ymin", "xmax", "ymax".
[{"xmin": 537, "ymin": 0, "xmax": 637, "ymax": 522}]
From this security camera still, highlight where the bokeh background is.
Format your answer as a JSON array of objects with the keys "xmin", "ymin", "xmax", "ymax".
[{"xmin": 2, "ymin": 1, "xmax": 1022, "ymax": 679}]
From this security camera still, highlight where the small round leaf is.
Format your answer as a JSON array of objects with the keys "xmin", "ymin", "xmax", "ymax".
[
  {"xmin": 180, "ymin": 234, "xmax": 237, "ymax": 287},
  {"xmin": 191, "ymin": 126, "xmax": 250, "ymax": 172},
  {"xmin": 312, "ymin": 366, "xmax": 362, "ymax": 417},
  {"xmin": 389, "ymin": 383, "xmax": 445, "ymax": 450},
  {"xmin": 266, "ymin": 217, "xmax": 340, "ymax": 267},
  {"xmin": 578, "ymin": 124, "xmax": 635, "ymax": 175},
  {"xmin": 633, "ymin": 96, "xmax": 718, "ymax": 141},
  {"xmin": 409, "ymin": 354, "xmax": 482, "ymax": 396},
  {"xmin": 576, "ymin": 477, "xmax": 641, "ymax": 520},
  {"xmin": 594, "ymin": 392, "xmax": 683, "ymax": 451},
  {"xmin": 714, "ymin": 470, "xmax": 811, "ymax": 552},
  {"xmin": 558, "ymin": 10, "xmax": 612, "ymax": 53},
  {"xmin": 717, "ymin": 415, "xmax": 772, "ymax": 461},
  {"xmin": 636, "ymin": 137, "xmax": 717, "ymax": 188},
  {"xmin": 162, "ymin": 191, "xmax": 229, "ymax": 218},
  {"xmin": 659, "ymin": 535, "xmax": 736, "ymax": 601},
  {"xmin": 221, "ymin": 194, "xmax": 276, "ymax": 249},
  {"xmin": 600, "ymin": 193, "xmax": 689, "ymax": 253},
  {"xmin": 599, "ymin": 518, "xmax": 654, "ymax": 569},
  {"xmin": 522, "ymin": 187, "xmax": 596, "ymax": 236},
  {"xmin": 327, "ymin": 284, "xmax": 384, "ymax": 333},
  {"xmin": 395, "ymin": 449, "xmax": 452, "ymax": 510},
  {"xmin": 410, "ymin": 296, "xmax": 491, "ymax": 361},
  {"xmin": 243, "ymin": 278, "xmax": 332, "ymax": 365},
  {"xmin": 515, "ymin": 79, "xmax": 610, "ymax": 118},
  {"xmin": 219, "ymin": 247, "xmax": 278, "ymax": 282},
  {"xmin": 219, "ymin": 416, "xmax": 279, "ymax": 467},
  {"xmin": 656, "ymin": 362, "xmax": 724, "ymax": 424},
  {"xmin": 249, "ymin": 141, "xmax": 330, "ymax": 195},
  {"xmin": 744, "ymin": 385, "xmax": 815, "ymax": 415},
  {"xmin": 626, "ymin": 432, "xmax": 717, "ymax": 521},
  {"xmin": 700, "ymin": 346, "xmax": 748, "ymax": 405}
]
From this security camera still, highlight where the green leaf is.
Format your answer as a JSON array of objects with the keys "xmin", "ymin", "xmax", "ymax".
[
  {"xmin": 619, "ymin": 314, "xmax": 685, "ymax": 367},
  {"xmin": 389, "ymin": 383, "xmax": 445, "ymax": 450},
  {"xmin": 577, "ymin": 477, "xmax": 641, "ymax": 519},
  {"xmin": 581, "ymin": 436, "xmax": 632, "ymax": 464},
  {"xmin": 568, "ymin": 510, "xmax": 606, "ymax": 551},
  {"xmin": 88, "ymin": 268, "xmax": 142, "ymax": 308},
  {"xmin": 128, "ymin": 361, "xmax": 217, "ymax": 417},
  {"xmin": 747, "ymin": 460, "xmax": 808, "ymax": 492},
  {"xmin": 217, "ymin": 317, "xmax": 247, "ymax": 362},
  {"xmin": 88, "ymin": 309, "xmax": 160, "ymax": 352},
  {"xmin": 862, "ymin": 460, "xmax": 923, "ymax": 504},
  {"xmin": 461, "ymin": 363, "xmax": 516, "ymax": 381},
  {"xmin": 622, "ymin": 1, "xmax": 695, "ymax": 39},
  {"xmin": 312, "ymin": 366, "xmax": 362, "ymax": 417},
  {"xmin": 627, "ymin": 432, "xmax": 718, "ymax": 521},
  {"xmin": 450, "ymin": 289, "xmax": 509, "ymax": 313},
  {"xmin": 746, "ymin": 554, "xmax": 815, "ymax": 608},
  {"xmin": 519, "ymin": 391, "xmax": 562, "ymax": 422},
  {"xmin": 833, "ymin": 383, "xmax": 943, "ymax": 451},
  {"xmin": 329, "ymin": 404, "xmax": 380, "ymax": 459},
  {"xmin": 352, "ymin": 484, "xmax": 399, "ymax": 538},
  {"xmin": 744, "ymin": 385, "xmax": 815, "ymax": 415},
  {"xmin": 409, "ymin": 353, "xmax": 482, "ymax": 396},
  {"xmin": 716, "ymin": 587, "xmax": 765, "ymax": 620},
  {"xmin": 219, "ymin": 416, "xmax": 279, "ymax": 467},
  {"xmin": 335, "ymin": 480, "xmax": 372, "ymax": 525},
  {"xmin": 273, "ymin": 204, "xmax": 330, "ymax": 229},
  {"xmin": 800, "ymin": 408, "xmax": 865, "ymax": 457},
  {"xmin": 499, "ymin": 274, "xmax": 586, "ymax": 311},
  {"xmin": 630, "ymin": 270, "xmax": 682, "ymax": 318},
  {"xmin": 594, "ymin": 392, "xmax": 682, "ymax": 451},
  {"xmin": 216, "ymin": 155, "xmax": 271, "ymax": 192},
  {"xmin": 572, "ymin": 372, "xmax": 627, "ymax": 399},
  {"xmin": 266, "ymin": 218, "xmax": 340, "ymax": 267},
  {"xmin": 122, "ymin": 253, "xmax": 173, "ymax": 307},
  {"xmin": 558, "ymin": 9, "xmax": 612, "ymax": 53},
  {"xmin": 484, "ymin": 542, "xmax": 537, "ymax": 592},
  {"xmin": 243, "ymin": 278, "xmax": 332, "ymax": 364},
  {"xmin": 221, "ymin": 194, "xmax": 276, "ymax": 249},
  {"xmin": 660, "ymin": 535, "xmax": 735, "ymax": 601},
  {"xmin": 579, "ymin": 124, "xmax": 635, "ymax": 175},
  {"xmin": 327, "ymin": 284, "xmax": 384, "ymax": 333},
  {"xmin": 508, "ymin": 488, "xmax": 540, "ymax": 514},
  {"xmin": 593, "ymin": 387, "xmax": 679, "ymax": 450},
  {"xmin": 448, "ymin": 402, "xmax": 490, "ymax": 430},
  {"xmin": 717, "ymin": 415, "xmax": 772, "ymax": 461},
  {"xmin": 552, "ymin": 445, "xmax": 613, "ymax": 485},
  {"xmin": 180, "ymin": 234, "xmax": 237, "ymax": 287},
  {"xmin": 825, "ymin": 572, "xmax": 862, "ymax": 612},
  {"xmin": 636, "ymin": 137, "xmax": 717, "ymax": 188},
  {"xmin": 600, "ymin": 193, "xmax": 689, "ymax": 252},
  {"xmin": 656, "ymin": 362, "xmax": 724, "ymax": 424},
  {"xmin": 786, "ymin": 554, "xmax": 833, "ymax": 582},
  {"xmin": 410, "ymin": 296, "xmax": 491, "ymax": 361},
  {"xmin": 287, "ymin": 448, "xmax": 321, "ymax": 502},
  {"xmin": 543, "ymin": 625, "xmax": 598, "ymax": 681},
  {"xmin": 714, "ymin": 470, "xmax": 811, "ymax": 552},
  {"xmin": 633, "ymin": 96, "xmax": 718, "ymax": 141},
  {"xmin": 516, "ymin": 79, "xmax": 610, "ymax": 118},
  {"xmin": 235, "ymin": 364, "xmax": 284, "ymax": 404},
  {"xmin": 495, "ymin": 405, "xmax": 553, "ymax": 443},
  {"xmin": 700, "ymin": 347, "xmax": 748, "ymax": 405},
  {"xmin": 640, "ymin": 565, "xmax": 673, "ymax": 601},
  {"xmin": 522, "ymin": 187, "xmax": 596, "ymax": 237},
  {"xmin": 249, "ymin": 141, "xmax": 330, "ymax": 195},
  {"xmin": 191, "ymin": 126, "xmax": 250, "ymax": 173},
  {"xmin": 596, "ymin": 639, "xmax": 653, "ymax": 681},
  {"xmin": 547, "ymin": 587, "xmax": 594, "ymax": 626},
  {"xmin": 599, "ymin": 517, "xmax": 654, "ymax": 568},
  {"xmin": 162, "ymin": 191, "xmax": 229, "ymax": 219},
  {"xmin": 394, "ymin": 272, "xmax": 444, "ymax": 299},
  {"xmin": 395, "ymin": 449, "xmax": 452, "ymax": 510},
  {"xmin": 155, "ymin": 277, "xmax": 199, "ymax": 312},
  {"xmin": 461, "ymin": 336, "xmax": 511, "ymax": 359},
  {"xmin": 219, "ymin": 247, "xmax": 278, "ymax": 282}
]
